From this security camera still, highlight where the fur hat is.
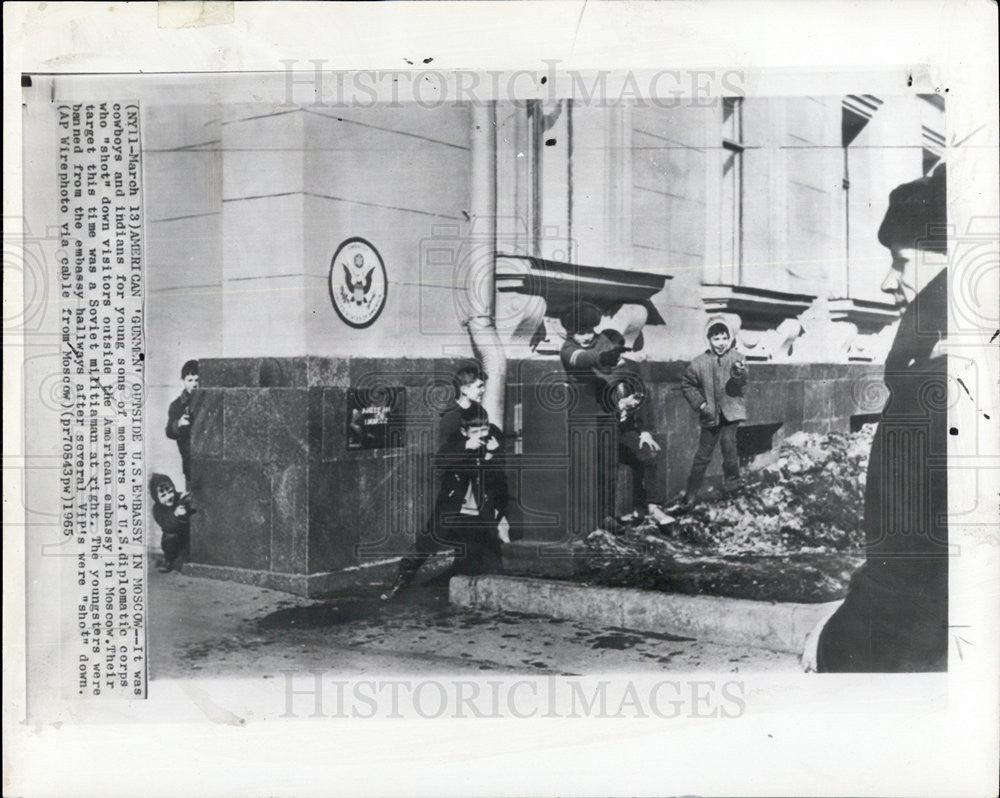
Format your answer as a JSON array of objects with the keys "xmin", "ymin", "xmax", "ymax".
[
  {"xmin": 559, "ymin": 302, "xmax": 602, "ymax": 335},
  {"xmin": 877, "ymin": 163, "xmax": 947, "ymax": 254}
]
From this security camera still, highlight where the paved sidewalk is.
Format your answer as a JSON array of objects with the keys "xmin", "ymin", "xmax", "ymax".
[{"xmin": 149, "ymin": 567, "xmax": 798, "ymax": 679}]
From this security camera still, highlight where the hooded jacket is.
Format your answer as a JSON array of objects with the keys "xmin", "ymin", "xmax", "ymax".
[
  {"xmin": 680, "ymin": 316, "xmax": 748, "ymax": 427},
  {"xmin": 149, "ymin": 473, "xmax": 192, "ymax": 539}
]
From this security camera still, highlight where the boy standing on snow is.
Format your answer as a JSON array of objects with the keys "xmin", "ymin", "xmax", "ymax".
[{"xmin": 676, "ymin": 316, "xmax": 748, "ymax": 507}]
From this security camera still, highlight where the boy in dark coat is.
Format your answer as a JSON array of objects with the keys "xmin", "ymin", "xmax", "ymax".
[
  {"xmin": 149, "ymin": 473, "xmax": 193, "ymax": 573},
  {"xmin": 558, "ymin": 302, "xmax": 624, "ymax": 416},
  {"xmin": 595, "ymin": 329, "xmax": 672, "ymax": 526},
  {"xmin": 165, "ymin": 359, "xmax": 199, "ymax": 489},
  {"xmin": 558, "ymin": 302, "xmax": 627, "ymax": 531},
  {"xmin": 435, "ymin": 363, "xmax": 503, "ymax": 449},
  {"xmin": 383, "ymin": 405, "xmax": 509, "ymax": 599},
  {"xmin": 676, "ymin": 316, "xmax": 748, "ymax": 506}
]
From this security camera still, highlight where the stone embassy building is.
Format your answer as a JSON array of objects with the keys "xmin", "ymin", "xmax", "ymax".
[{"xmin": 142, "ymin": 86, "xmax": 945, "ymax": 593}]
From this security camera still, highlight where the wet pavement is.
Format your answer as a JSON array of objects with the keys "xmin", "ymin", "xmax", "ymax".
[{"xmin": 149, "ymin": 566, "xmax": 798, "ymax": 679}]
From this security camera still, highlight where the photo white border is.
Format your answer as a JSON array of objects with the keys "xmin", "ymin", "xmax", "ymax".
[{"xmin": 4, "ymin": 2, "xmax": 998, "ymax": 796}]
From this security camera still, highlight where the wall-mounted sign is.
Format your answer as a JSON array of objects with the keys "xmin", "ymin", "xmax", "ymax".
[
  {"xmin": 346, "ymin": 386, "xmax": 406, "ymax": 450},
  {"xmin": 328, "ymin": 237, "xmax": 388, "ymax": 328}
]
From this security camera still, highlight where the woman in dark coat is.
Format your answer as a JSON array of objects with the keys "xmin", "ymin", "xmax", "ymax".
[{"xmin": 811, "ymin": 164, "xmax": 949, "ymax": 672}]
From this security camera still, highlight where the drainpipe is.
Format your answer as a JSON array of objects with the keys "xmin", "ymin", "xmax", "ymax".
[{"xmin": 466, "ymin": 101, "xmax": 506, "ymax": 427}]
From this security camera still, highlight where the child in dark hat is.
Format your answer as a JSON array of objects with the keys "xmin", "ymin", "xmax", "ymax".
[
  {"xmin": 149, "ymin": 473, "xmax": 193, "ymax": 573},
  {"xmin": 166, "ymin": 359, "xmax": 199, "ymax": 489},
  {"xmin": 558, "ymin": 302, "xmax": 624, "ymax": 414},
  {"xmin": 557, "ymin": 302, "xmax": 629, "ymax": 531},
  {"xmin": 594, "ymin": 329, "xmax": 673, "ymax": 527}
]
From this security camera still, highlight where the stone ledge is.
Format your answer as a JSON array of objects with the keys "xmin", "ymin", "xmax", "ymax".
[
  {"xmin": 450, "ymin": 574, "xmax": 842, "ymax": 654},
  {"xmin": 184, "ymin": 555, "xmax": 451, "ymax": 597},
  {"xmin": 502, "ymin": 541, "xmax": 583, "ymax": 578}
]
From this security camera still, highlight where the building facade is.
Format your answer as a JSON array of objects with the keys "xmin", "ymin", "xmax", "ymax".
[{"xmin": 143, "ymin": 91, "xmax": 944, "ymax": 592}]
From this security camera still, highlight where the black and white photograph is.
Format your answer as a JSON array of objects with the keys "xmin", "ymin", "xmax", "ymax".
[{"xmin": 5, "ymin": 2, "xmax": 999, "ymax": 796}]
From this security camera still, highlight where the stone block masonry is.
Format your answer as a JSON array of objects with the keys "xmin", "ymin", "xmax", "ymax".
[{"xmin": 187, "ymin": 356, "xmax": 884, "ymax": 595}]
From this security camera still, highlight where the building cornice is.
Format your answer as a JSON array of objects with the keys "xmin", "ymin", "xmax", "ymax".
[
  {"xmin": 701, "ymin": 283, "xmax": 816, "ymax": 328},
  {"xmin": 495, "ymin": 253, "xmax": 670, "ymax": 324},
  {"xmin": 827, "ymin": 297, "xmax": 901, "ymax": 331}
]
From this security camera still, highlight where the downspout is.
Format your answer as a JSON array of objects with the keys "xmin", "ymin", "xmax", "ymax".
[{"xmin": 466, "ymin": 101, "xmax": 506, "ymax": 427}]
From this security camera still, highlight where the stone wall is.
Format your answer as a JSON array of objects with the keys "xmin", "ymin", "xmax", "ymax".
[
  {"xmin": 188, "ymin": 356, "xmax": 472, "ymax": 593},
  {"xmin": 507, "ymin": 358, "xmax": 884, "ymax": 539},
  {"xmin": 187, "ymin": 355, "xmax": 884, "ymax": 594}
]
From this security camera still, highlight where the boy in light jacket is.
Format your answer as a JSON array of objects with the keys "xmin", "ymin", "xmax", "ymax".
[{"xmin": 676, "ymin": 316, "xmax": 748, "ymax": 507}]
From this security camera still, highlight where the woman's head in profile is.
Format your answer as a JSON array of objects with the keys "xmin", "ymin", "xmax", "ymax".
[{"xmin": 877, "ymin": 163, "xmax": 947, "ymax": 307}]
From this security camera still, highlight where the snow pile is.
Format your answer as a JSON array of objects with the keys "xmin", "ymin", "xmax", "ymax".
[
  {"xmin": 667, "ymin": 424, "xmax": 875, "ymax": 556},
  {"xmin": 577, "ymin": 425, "xmax": 876, "ymax": 601}
]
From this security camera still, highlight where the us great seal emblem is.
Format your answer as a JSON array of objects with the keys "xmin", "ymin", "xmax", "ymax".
[{"xmin": 328, "ymin": 238, "xmax": 388, "ymax": 328}]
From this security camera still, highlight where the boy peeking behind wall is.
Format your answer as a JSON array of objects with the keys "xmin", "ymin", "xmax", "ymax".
[
  {"xmin": 149, "ymin": 473, "xmax": 193, "ymax": 574},
  {"xmin": 165, "ymin": 359, "xmax": 199, "ymax": 489}
]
